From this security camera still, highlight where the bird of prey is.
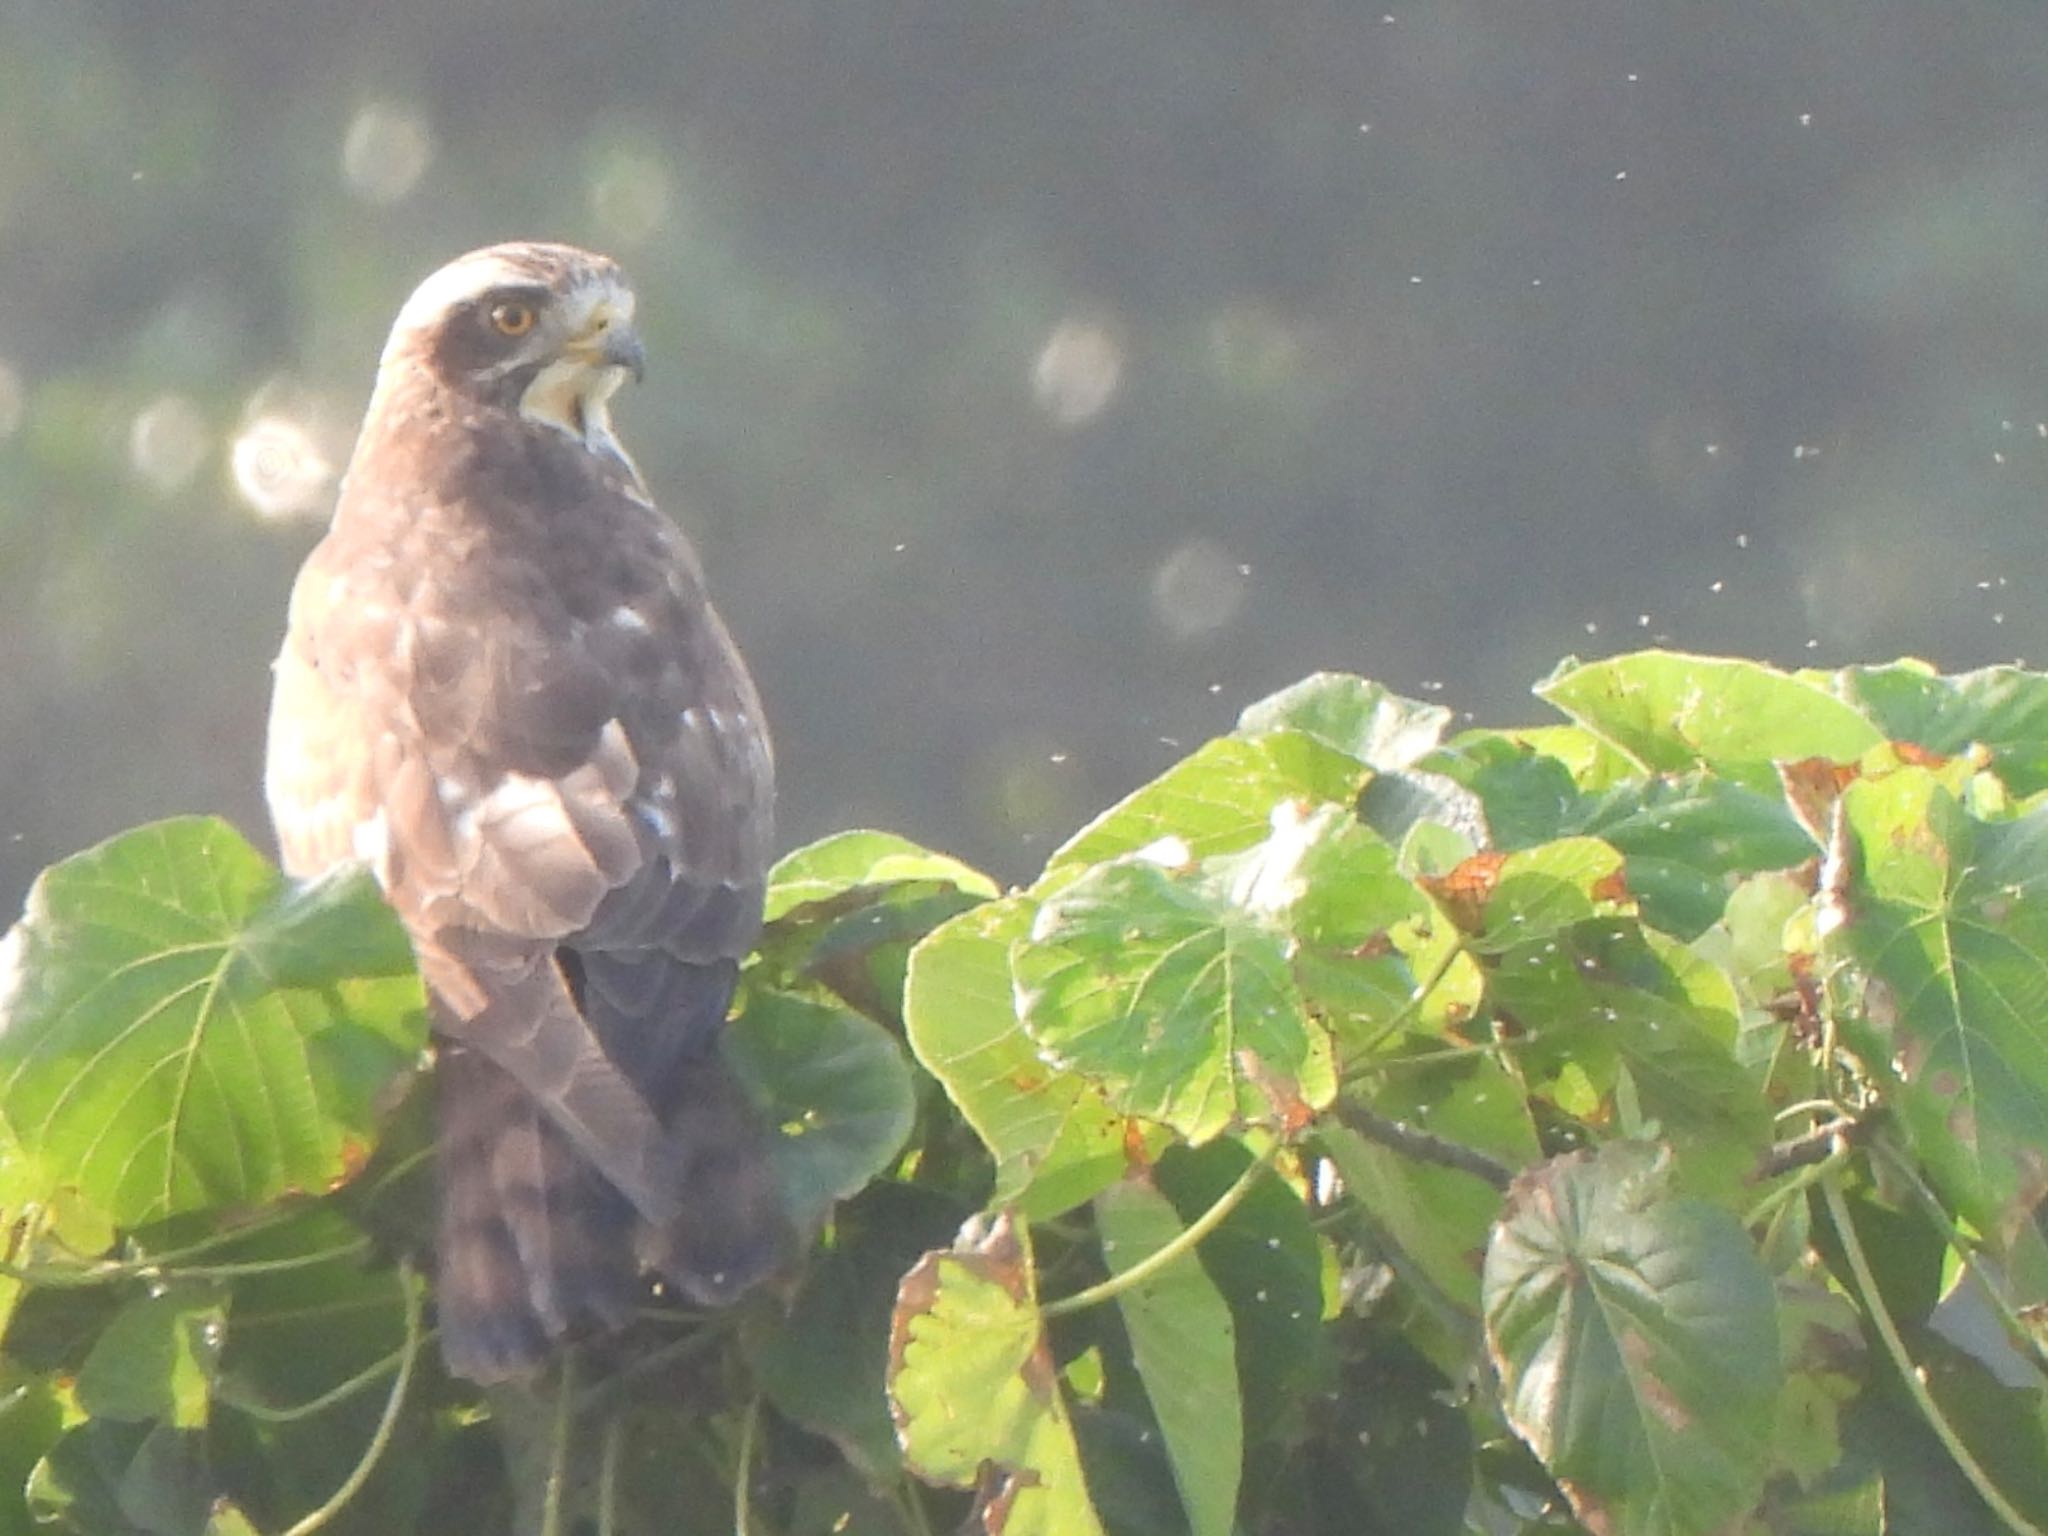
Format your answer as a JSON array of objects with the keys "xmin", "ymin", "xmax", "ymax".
[{"xmin": 265, "ymin": 241, "xmax": 785, "ymax": 1382}]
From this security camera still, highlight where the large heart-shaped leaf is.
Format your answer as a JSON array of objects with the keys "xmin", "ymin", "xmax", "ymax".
[
  {"xmin": 0, "ymin": 818, "xmax": 425, "ymax": 1226},
  {"xmin": 1826, "ymin": 769, "xmax": 2048, "ymax": 1240},
  {"xmin": 725, "ymin": 987, "xmax": 918, "ymax": 1234},
  {"xmin": 1483, "ymin": 1143, "xmax": 1781, "ymax": 1536}
]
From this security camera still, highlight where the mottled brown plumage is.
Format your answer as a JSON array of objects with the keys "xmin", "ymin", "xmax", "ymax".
[{"xmin": 265, "ymin": 242, "xmax": 784, "ymax": 1382}]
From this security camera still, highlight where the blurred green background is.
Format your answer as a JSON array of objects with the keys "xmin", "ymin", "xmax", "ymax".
[{"xmin": 5, "ymin": 0, "xmax": 2048, "ymax": 912}]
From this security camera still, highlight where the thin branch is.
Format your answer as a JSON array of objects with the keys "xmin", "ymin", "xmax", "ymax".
[
  {"xmin": 280, "ymin": 1259, "xmax": 423, "ymax": 1536},
  {"xmin": 1821, "ymin": 1177, "xmax": 2045, "ymax": 1536},
  {"xmin": 1750, "ymin": 1112, "xmax": 1878, "ymax": 1183},
  {"xmin": 1329, "ymin": 1100, "xmax": 1514, "ymax": 1192},
  {"xmin": 1041, "ymin": 1143, "xmax": 1280, "ymax": 1319}
]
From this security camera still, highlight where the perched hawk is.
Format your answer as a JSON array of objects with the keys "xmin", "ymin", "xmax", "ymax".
[{"xmin": 265, "ymin": 242, "xmax": 785, "ymax": 1382}]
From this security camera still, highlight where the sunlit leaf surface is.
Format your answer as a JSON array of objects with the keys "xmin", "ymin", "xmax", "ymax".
[
  {"xmin": 1016, "ymin": 859, "xmax": 1335, "ymax": 1144},
  {"xmin": 1540, "ymin": 652, "xmax": 1884, "ymax": 791},
  {"xmin": 904, "ymin": 896, "xmax": 1134, "ymax": 1217},
  {"xmin": 889, "ymin": 1213, "xmax": 1104, "ymax": 1536},
  {"xmin": 0, "ymin": 818, "xmax": 424, "ymax": 1226}
]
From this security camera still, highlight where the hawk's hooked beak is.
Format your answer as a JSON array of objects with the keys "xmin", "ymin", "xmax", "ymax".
[
  {"xmin": 567, "ymin": 307, "xmax": 646, "ymax": 386},
  {"xmin": 593, "ymin": 318, "xmax": 646, "ymax": 385}
]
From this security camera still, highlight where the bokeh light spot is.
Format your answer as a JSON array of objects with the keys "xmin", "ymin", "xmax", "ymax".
[
  {"xmin": 341, "ymin": 102, "xmax": 435, "ymax": 206},
  {"xmin": 1032, "ymin": 318, "xmax": 1123, "ymax": 426},
  {"xmin": 1150, "ymin": 537, "xmax": 1248, "ymax": 642},
  {"xmin": 128, "ymin": 394, "xmax": 209, "ymax": 495},
  {"xmin": 231, "ymin": 415, "xmax": 335, "ymax": 522},
  {"xmin": 589, "ymin": 149, "xmax": 674, "ymax": 247},
  {"xmin": 0, "ymin": 359, "xmax": 23, "ymax": 440}
]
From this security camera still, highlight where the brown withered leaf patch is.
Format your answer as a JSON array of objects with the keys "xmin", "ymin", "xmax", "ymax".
[
  {"xmin": 1420, "ymin": 851, "xmax": 1510, "ymax": 935},
  {"xmin": 1778, "ymin": 757, "xmax": 1859, "ymax": 847}
]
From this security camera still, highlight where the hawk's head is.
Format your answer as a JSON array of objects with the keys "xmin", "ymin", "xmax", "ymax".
[{"xmin": 378, "ymin": 241, "xmax": 648, "ymax": 470}]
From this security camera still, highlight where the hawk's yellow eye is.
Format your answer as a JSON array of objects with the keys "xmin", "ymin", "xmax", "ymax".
[{"xmin": 490, "ymin": 301, "xmax": 537, "ymax": 338}]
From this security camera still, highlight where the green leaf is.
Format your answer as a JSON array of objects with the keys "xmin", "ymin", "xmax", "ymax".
[
  {"xmin": 1428, "ymin": 836, "xmax": 1632, "ymax": 953},
  {"xmin": 1569, "ymin": 774, "xmax": 1817, "ymax": 938},
  {"xmin": 755, "ymin": 832, "xmax": 994, "ymax": 1022},
  {"xmin": 1015, "ymin": 860, "xmax": 1335, "ymax": 1144},
  {"xmin": 1483, "ymin": 1143, "xmax": 1781, "ymax": 1536},
  {"xmin": 1324, "ymin": 1052, "xmax": 1536, "ymax": 1312},
  {"xmin": 1262, "ymin": 804, "xmax": 1436, "ymax": 954},
  {"xmin": 1503, "ymin": 723, "xmax": 1644, "ymax": 790},
  {"xmin": 0, "ymin": 818, "xmax": 425, "ymax": 1227},
  {"xmin": 1285, "ymin": 1332, "xmax": 1474, "ymax": 1536},
  {"xmin": 0, "ymin": 1371, "xmax": 72, "ymax": 1536},
  {"xmin": 751, "ymin": 1181, "xmax": 967, "ymax": 1480},
  {"xmin": 724, "ymin": 988, "xmax": 917, "ymax": 1235},
  {"xmin": 1539, "ymin": 652, "xmax": 1883, "ymax": 792},
  {"xmin": 889, "ymin": 1214, "xmax": 1105, "ymax": 1536},
  {"xmin": 76, "ymin": 1293, "xmax": 224, "ymax": 1429},
  {"xmin": 1832, "ymin": 660, "xmax": 2048, "ymax": 795},
  {"xmin": 1096, "ymin": 1176, "xmax": 1242, "ymax": 1536},
  {"xmin": 1235, "ymin": 672, "xmax": 1452, "ymax": 769},
  {"xmin": 202, "ymin": 1504, "xmax": 261, "ymax": 1536},
  {"xmin": 1770, "ymin": 1276, "xmax": 1866, "ymax": 1493},
  {"xmin": 1492, "ymin": 920, "xmax": 1768, "ymax": 1197},
  {"xmin": 1152, "ymin": 1142, "xmax": 1324, "ymax": 1463},
  {"xmin": 903, "ymin": 897, "xmax": 1133, "ymax": 1218},
  {"xmin": 1419, "ymin": 730, "xmax": 1581, "ymax": 848},
  {"xmin": 1908, "ymin": 1333, "xmax": 2048, "ymax": 1523},
  {"xmin": 26, "ymin": 1421, "xmax": 213, "ymax": 1536},
  {"xmin": 764, "ymin": 829, "xmax": 998, "ymax": 921},
  {"xmin": 1045, "ymin": 733, "xmax": 1366, "ymax": 876},
  {"xmin": 1825, "ymin": 770, "xmax": 2048, "ymax": 1239},
  {"xmin": 202, "ymin": 1214, "xmax": 423, "ymax": 1536}
]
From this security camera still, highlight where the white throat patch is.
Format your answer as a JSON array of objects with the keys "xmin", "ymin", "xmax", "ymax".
[{"xmin": 518, "ymin": 354, "xmax": 649, "ymax": 498}]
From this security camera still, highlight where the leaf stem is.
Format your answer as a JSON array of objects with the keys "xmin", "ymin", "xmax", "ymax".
[
  {"xmin": 1339, "ymin": 938, "xmax": 1470, "ymax": 1075},
  {"xmin": 541, "ymin": 1347, "xmax": 577, "ymax": 1536},
  {"xmin": 598, "ymin": 1412, "xmax": 625, "ymax": 1536},
  {"xmin": 1820, "ymin": 1177, "xmax": 2045, "ymax": 1536},
  {"xmin": 734, "ymin": 1393, "xmax": 762, "ymax": 1536},
  {"xmin": 1041, "ymin": 1143, "xmax": 1278, "ymax": 1319},
  {"xmin": 894, "ymin": 1480, "xmax": 937, "ymax": 1536},
  {"xmin": 0, "ymin": 1234, "xmax": 369, "ymax": 1289},
  {"xmin": 220, "ymin": 1325, "xmax": 433, "ymax": 1423},
  {"xmin": 279, "ymin": 1259, "xmax": 423, "ymax": 1536},
  {"xmin": 1741, "ymin": 1139, "xmax": 1849, "ymax": 1231}
]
